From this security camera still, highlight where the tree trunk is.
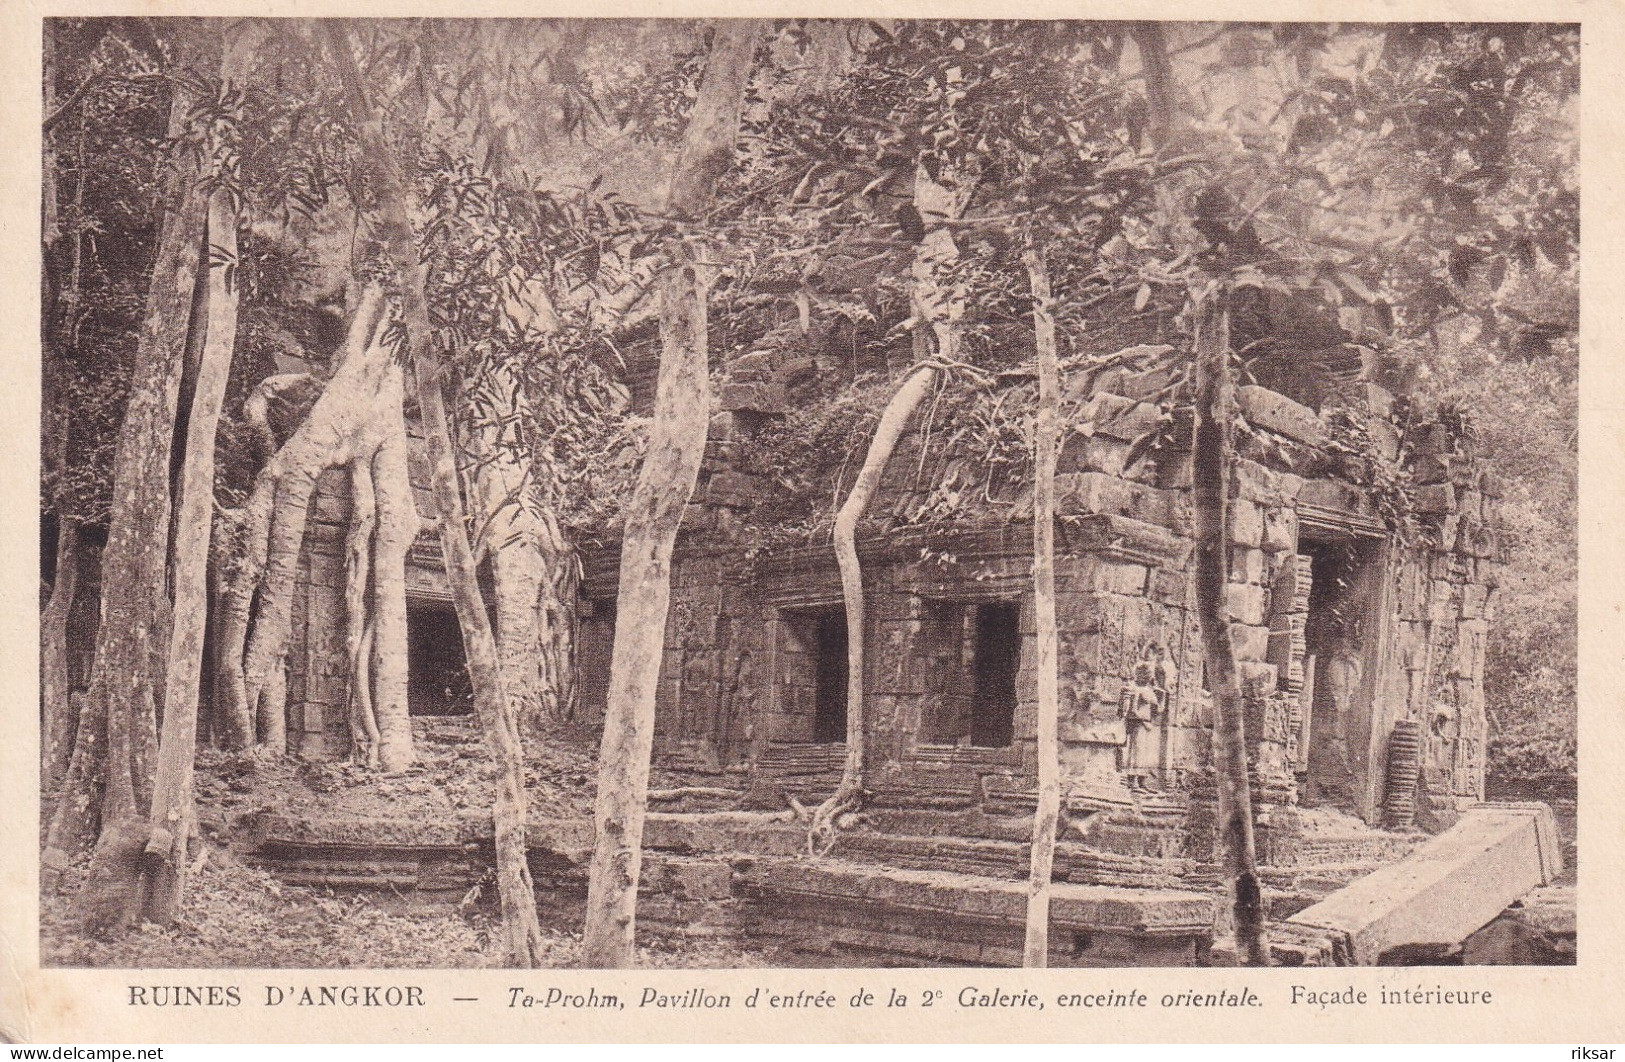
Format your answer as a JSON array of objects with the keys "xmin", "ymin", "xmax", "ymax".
[
  {"xmin": 537, "ymin": 514, "xmax": 580, "ymax": 726},
  {"xmin": 807, "ymin": 364, "xmax": 937, "ymax": 854},
  {"xmin": 41, "ymin": 24, "xmax": 214, "ymax": 930},
  {"xmin": 1192, "ymin": 290, "xmax": 1268, "ymax": 966},
  {"xmin": 322, "ymin": 22, "xmax": 547, "ymax": 967},
  {"xmin": 142, "ymin": 184, "xmax": 243, "ymax": 925},
  {"xmin": 807, "ymin": 165, "xmax": 970, "ymax": 853},
  {"xmin": 367, "ymin": 407, "xmax": 415, "ymax": 773},
  {"xmin": 1131, "ymin": 22, "xmax": 1177, "ymax": 151},
  {"xmin": 1022, "ymin": 248, "xmax": 1060, "ymax": 967},
  {"xmin": 582, "ymin": 18, "xmax": 761, "ymax": 969},
  {"xmin": 463, "ymin": 359, "xmax": 548, "ymax": 732},
  {"xmin": 41, "ymin": 519, "xmax": 83, "ymax": 791},
  {"xmin": 344, "ymin": 455, "xmax": 380, "ymax": 767},
  {"xmin": 221, "ymin": 288, "xmax": 410, "ymax": 767}
]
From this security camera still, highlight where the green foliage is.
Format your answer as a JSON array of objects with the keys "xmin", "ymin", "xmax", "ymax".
[{"xmin": 1436, "ymin": 332, "xmax": 1576, "ymax": 785}]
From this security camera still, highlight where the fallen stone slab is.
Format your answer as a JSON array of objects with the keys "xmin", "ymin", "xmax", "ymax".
[
  {"xmin": 1461, "ymin": 886, "xmax": 1576, "ymax": 965},
  {"xmin": 1286, "ymin": 802, "xmax": 1563, "ymax": 965}
]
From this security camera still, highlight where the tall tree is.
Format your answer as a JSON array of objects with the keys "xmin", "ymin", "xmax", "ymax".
[
  {"xmin": 1021, "ymin": 247, "xmax": 1060, "ymax": 967},
  {"xmin": 321, "ymin": 20, "xmax": 548, "ymax": 967},
  {"xmin": 143, "ymin": 20, "xmax": 252, "ymax": 914},
  {"xmin": 41, "ymin": 21, "xmax": 218, "ymax": 938},
  {"xmin": 216, "ymin": 286, "xmax": 414, "ymax": 766},
  {"xmin": 1131, "ymin": 22, "xmax": 1270, "ymax": 965},
  {"xmin": 1190, "ymin": 286, "xmax": 1267, "ymax": 964},
  {"xmin": 582, "ymin": 18, "xmax": 761, "ymax": 968},
  {"xmin": 808, "ymin": 164, "xmax": 969, "ymax": 852}
]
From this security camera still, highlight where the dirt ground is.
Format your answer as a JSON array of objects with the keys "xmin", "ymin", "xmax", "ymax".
[{"xmin": 40, "ymin": 717, "xmax": 773, "ymax": 969}]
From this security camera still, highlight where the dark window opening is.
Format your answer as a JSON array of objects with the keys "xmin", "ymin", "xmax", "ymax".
[
  {"xmin": 812, "ymin": 609, "xmax": 849, "ymax": 744},
  {"xmin": 776, "ymin": 605, "xmax": 849, "ymax": 744},
  {"xmin": 972, "ymin": 603, "xmax": 1020, "ymax": 748},
  {"xmin": 919, "ymin": 600, "xmax": 1021, "ymax": 749},
  {"xmin": 407, "ymin": 601, "xmax": 474, "ymax": 716}
]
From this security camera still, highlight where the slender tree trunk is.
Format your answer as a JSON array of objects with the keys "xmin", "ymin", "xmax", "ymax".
[
  {"xmin": 143, "ymin": 185, "xmax": 242, "ymax": 925},
  {"xmin": 464, "ymin": 359, "xmax": 548, "ymax": 731},
  {"xmin": 345, "ymin": 455, "xmax": 381, "ymax": 767},
  {"xmin": 807, "ymin": 165, "xmax": 970, "ymax": 852},
  {"xmin": 807, "ymin": 364, "xmax": 937, "ymax": 853},
  {"xmin": 1131, "ymin": 22, "xmax": 1177, "ymax": 151},
  {"xmin": 41, "ymin": 519, "xmax": 83, "ymax": 790},
  {"xmin": 40, "ymin": 24, "xmax": 80, "ymax": 795},
  {"xmin": 1022, "ymin": 248, "xmax": 1060, "ymax": 967},
  {"xmin": 1130, "ymin": 18, "xmax": 1267, "ymax": 966},
  {"xmin": 1192, "ymin": 290, "xmax": 1268, "ymax": 966},
  {"xmin": 582, "ymin": 18, "xmax": 761, "ymax": 969},
  {"xmin": 322, "ymin": 22, "xmax": 547, "ymax": 966},
  {"xmin": 41, "ymin": 24, "xmax": 214, "ymax": 930},
  {"xmin": 537, "ymin": 513, "xmax": 580, "ymax": 725},
  {"xmin": 368, "ymin": 408, "xmax": 415, "ymax": 773}
]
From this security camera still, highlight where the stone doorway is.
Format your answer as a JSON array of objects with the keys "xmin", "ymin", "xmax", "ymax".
[
  {"xmin": 1298, "ymin": 535, "xmax": 1385, "ymax": 813},
  {"xmin": 406, "ymin": 599, "xmax": 474, "ymax": 716}
]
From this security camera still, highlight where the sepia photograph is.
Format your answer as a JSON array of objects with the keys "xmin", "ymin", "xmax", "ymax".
[{"xmin": 28, "ymin": 14, "xmax": 1580, "ymax": 990}]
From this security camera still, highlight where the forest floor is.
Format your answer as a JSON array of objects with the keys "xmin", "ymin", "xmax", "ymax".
[{"xmin": 39, "ymin": 717, "xmax": 780, "ymax": 969}]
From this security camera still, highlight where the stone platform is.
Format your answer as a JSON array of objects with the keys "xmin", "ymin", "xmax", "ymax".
[{"xmin": 740, "ymin": 858, "xmax": 1218, "ymax": 967}]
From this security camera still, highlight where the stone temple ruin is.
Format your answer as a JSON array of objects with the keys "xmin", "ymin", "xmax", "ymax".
[{"xmin": 256, "ymin": 295, "xmax": 1567, "ymax": 967}]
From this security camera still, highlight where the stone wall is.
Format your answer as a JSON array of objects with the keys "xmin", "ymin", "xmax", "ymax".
[
  {"xmin": 634, "ymin": 352, "xmax": 1500, "ymax": 850},
  {"xmin": 276, "ymin": 338, "xmax": 1498, "ymax": 852}
]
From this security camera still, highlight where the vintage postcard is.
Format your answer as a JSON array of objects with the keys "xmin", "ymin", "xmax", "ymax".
[{"xmin": 2, "ymin": 0, "xmax": 1621, "ymax": 1045}]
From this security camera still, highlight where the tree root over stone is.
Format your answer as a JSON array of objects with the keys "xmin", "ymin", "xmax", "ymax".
[{"xmin": 216, "ymin": 285, "xmax": 417, "ymax": 772}]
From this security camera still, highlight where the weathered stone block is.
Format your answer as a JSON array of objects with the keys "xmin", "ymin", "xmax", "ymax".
[
  {"xmin": 1232, "ymin": 459, "xmax": 1304, "ymax": 506},
  {"xmin": 1230, "ymin": 547, "xmax": 1266, "ymax": 585},
  {"xmin": 1260, "ymin": 506, "xmax": 1297, "ymax": 554},
  {"xmin": 1366, "ymin": 419, "xmax": 1401, "ymax": 461},
  {"xmin": 1114, "ymin": 365, "xmax": 1182, "ymax": 402},
  {"xmin": 1287, "ymin": 804, "xmax": 1563, "ymax": 965},
  {"xmin": 729, "ymin": 349, "xmax": 777, "ymax": 376},
  {"xmin": 1226, "ymin": 583, "xmax": 1268, "ymax": 626},
  {"xmin": 1428, "ymin": 580, "xmax": 1459, "ymax": 625},
  {"xmin": 1239, "ymin": 659, "xmax": 1278, "ymax": 692},
  {"xmin": 1299, "ymin": 478, "xmax": 1370, "ymax": 516},
  {"xmin": 1414, "ymin": 482, "xmax": 1457, "ymax": 516},
  {"xmin": 1462, "ymin": 581, "xmax": 1488, "ymax": 623},
  {"xmin": 1083, "ymin": 392, "xmax": 1165, "ymax": 442},
  {"xmin": 1057, "ymin": 472, "xmax": 1185, "ymax": 529},
  {"xmin": 775, "ymin": 356, "xmax": 817, "ymax": 386},
  {"xmin": 1230, "ymin": 498, "xmax": 1264, "ymax": 547},
  {"xmin": 1238, "ymin": 385, "xmax": 1330, "ymax": 447},
  {"xmin": 1232, "ymin": 623, "xmax": 1270, "ymax": 661},
  {"xmin": 1095, "ymin": 560, "xmax": 1150, "ymax": 596},
  {"xmin": 1359, "ymin": 382, "xmax": 1396, "ymax": 419},
  {"xmin": 1058, "ymin": 433, "xmax": 1133, "ymax": 476},
  {"xmin": 1151, "ymin": 568, "xmax": 1188, "ymax": 606}
]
